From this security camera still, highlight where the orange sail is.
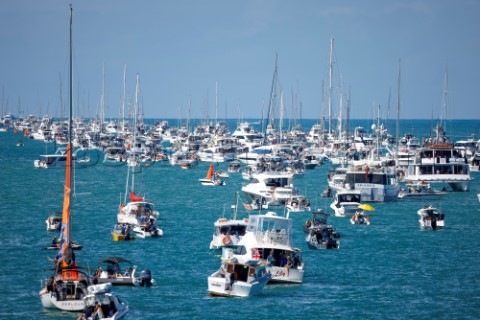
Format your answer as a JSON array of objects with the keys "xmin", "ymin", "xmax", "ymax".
[
  {"xmin": 57, "ymin": 143, "xmax": 72, "ymax": 268},
  {"xmin": 206, "ymin": 164, "xmax": 214, "ymax": 180}
]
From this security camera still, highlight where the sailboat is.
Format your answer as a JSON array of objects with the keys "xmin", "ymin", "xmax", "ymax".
[
  {"xmin": 116, "ymin": 74, "xmax": 162, "ymax": 238},
  {"xmin": 39, "ymin": 6, "xmax": 90, "ymax": 311},
  {"xmin": 199, "ymin": 163, "xmax": 225, "ymax": 186}
]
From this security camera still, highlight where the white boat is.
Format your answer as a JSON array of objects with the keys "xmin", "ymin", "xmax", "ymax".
[
  {"xmin": 39, "ymin": 8, "xmax": 92, "ymax": 312},
  {"xmin": 34, "ymin": 147, "xmax": 95, "ymax": 169},
  {"xmin": 233, "ymin": 212, "xmax": 305, "ymax": 283},
  {"xmin": 210, "ymin": 193, "xmax": 249, "ymax": 250},
  {"xmin": 398, "ymin": 181, "xmax": 448, "ymax": 200},
  {"xmin": 199, "ymin": 163, "xmax": 226, "ymax": 186},
  {"xmin": 208, "ymin": 248, "xmax": 271, "ymax": 297},
  {"xmin": 228, "ymin": 161, "xmax": 241, "ymax": 173},
  {"xmin": 350, "ymin": 211, "xmax": 371, "ymax": 225},
  {"xmin": 326, "ymin": 167, "xmax": 348, "ymax": 191},
  {"xmin": 405, "ymin": 127, "xmax": 471, "ymax": 191},
  {"xmin": 241, "ymin": 171, "xmax": 298, "ymax": 206},
  {"xmin": 78, "ymin": 283, "xmax": 128, "ymax": 320},
  {"xmin": 344, "ymin": 165, "xmax": 400, "ymax": 202},
  {"xmin": 132, "ymin": 220, "xmax": 163, "ymax": 238},
  {"xmin": 330, "ymin": 189, "xmax": 362, "ymax": 217},
  {"xmin": 418, "ymin": 205, "xmax": 445, "ymax": 230},
  {"xmin": 45, "ymin": 211, "xmax": 62, "ymax": 231},
  {"xmin": 285, "ymin": 195, "xmax": 311, "ymax": 213},
  {"xmin": 94, "ymin": 257, "xmax": 154, "ymax": 287}
]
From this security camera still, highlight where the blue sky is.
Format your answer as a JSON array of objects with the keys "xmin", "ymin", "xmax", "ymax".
[{"xmin": 1, "ymin": 0, "xmax": 479, "ymax": 120}]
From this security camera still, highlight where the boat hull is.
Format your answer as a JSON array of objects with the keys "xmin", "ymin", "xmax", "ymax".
[{"xmin": 39, "ymin": 290, "xmax": 84, "ymax": 311}]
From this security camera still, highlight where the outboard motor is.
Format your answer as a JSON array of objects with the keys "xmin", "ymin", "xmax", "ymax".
[{"xmin": 139, "ymin": 269, "xmax": 153, "ymax": 287}]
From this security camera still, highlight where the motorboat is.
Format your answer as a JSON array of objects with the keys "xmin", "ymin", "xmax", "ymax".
[
  {"xmin": 350, "ymin": 203, "xmax": 375, "ymax": 225},
  {"xmin": 199, "ymin": 163, "xmax": 226, "ymax": 186},
  {"xmin": 326, "ymin": 167, "xmax": 348, "ymax": 191},
  {"xmin": 350, "ymin": 211, "xmax": 371, "ymax": 225},
  {"xmin": 46, "ymin": 211, "xmax": 62, "ymax": 231},
  {"xmin": 330, "ymin": 189, "xmax": 362, "ymax": 217},
  {"xmin": 304, "ymin": 210, "xmax": 340, "ymax": 249},
  {"xmin": 418, "ymin": 205, "xmax": 445, "ymax": 230},
  {"xmin": 398, "ymin": 181, "xmax": 448, "ymax": 200},
  {"xmin": 94, "ymin": 257, "xmax": 154, "ymax": 287},
  {"xmin": 111, "ymin": 223, "xmax": 136, "ymax": 241},
  {"xmin": 233, "ymin": 212, "xmax": 305, "ymax": 283},
  {"xmin": 306, "ymin": 225, "xmax": 340, "ymax": 249},
  {"xmin": 241, "ymin": 171, "xmax": 299, "ymax": 206},
  {"xmin": 77, "ymin": 283, "xmax": 128, "ymax": 319},
  {"xmin": 285, "ymin": 195, "xmax": 311, "ymax": 213},
  {"xmin": 207, "ymin": 248, "xmax": 271, "ymax": 297},
  {"xmin": 404, "ymin": 126, "xmax": 471, "ymax": 191},
  {"xmin": 132, "ymin": 219, "xmax": 163, "ymax": 238},
  {"xmin": 343, "ymin": 165, "xmax": 400, "ymax": 202},
  {"xmin": 210, "ymin": 194, "xmax": 249, "ymax": 250},
  {"xmin": 228, "ymin": 161, "xmax": 241, "ymax": 173}
]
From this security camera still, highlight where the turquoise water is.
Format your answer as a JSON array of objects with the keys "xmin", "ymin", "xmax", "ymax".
[{"xmin": 0, "ymin": 119, "xmax": 479, "ymax": 319}]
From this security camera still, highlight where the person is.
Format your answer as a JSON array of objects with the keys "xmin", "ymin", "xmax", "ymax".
[
  {"xmin": 92, "ymin": 302, "xmax": 104, "ymax": 319},
  {"xmin": 286, "ymin": 256, "xmax": 293, "ymax": 276},
  {"xmin": 279, "ymin": 254, "xmax": 287, "ymax": 267},
  {"xmin": 77, "ymin": 305, "xmax": 94, "ymax": 320},
  {"xmin": 292, "ymin": 252, "xmax": 300, "ymax": 268},
  {"xmin": 266, "ymin": 250, "xmax": 274, "ymax": 266}
]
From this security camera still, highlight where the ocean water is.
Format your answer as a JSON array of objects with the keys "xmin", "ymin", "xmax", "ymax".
[{"xmin": 0, "ymin": 119, "xmax": 479, "ymax": 320}]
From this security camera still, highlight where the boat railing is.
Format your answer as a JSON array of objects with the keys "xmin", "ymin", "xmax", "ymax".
[{"xmin": 255, "ymin": 230, "xmax": 291, "ymax": 247}]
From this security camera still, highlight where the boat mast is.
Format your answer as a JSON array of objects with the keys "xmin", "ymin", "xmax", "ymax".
[
  {"xmin": 396, "ymin": 59, "xmax": 401, "ymax": 153},
  {"xmin": 328, "ymin": 37, "xmax": 333, "ymax": 136},
  {"xmin": 441, "ymin": 64, "xmax": 448, "ymax": 133}
]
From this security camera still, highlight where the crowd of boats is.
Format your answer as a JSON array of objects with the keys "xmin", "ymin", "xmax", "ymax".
[{"xmin": 3, "ymin": 108, "xmax": 480, "ymax": 302}]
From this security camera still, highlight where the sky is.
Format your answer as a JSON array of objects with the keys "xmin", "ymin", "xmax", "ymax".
[{"xmin": 1, "ymin": 0, "xmax": 479, "ymax": 121}]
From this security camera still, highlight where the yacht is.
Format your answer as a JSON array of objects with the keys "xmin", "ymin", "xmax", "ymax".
[
  {"xmin": 344, "ymin": 165, "xmax": 400, "ymax": 202},
  {"xmin": 233, "ymin": 212, "xmax": 305, "ymax": 283},
  {"xmin": 405, "ymin": 144, "xmax": 471, "ymax": 191},
  {"xmin": 241, "ymin": 171, "xmax": 298, "ymax": 206},
  {"xmin": 330, "ymin": 189, "xmax": 362, "ymax": 217}
]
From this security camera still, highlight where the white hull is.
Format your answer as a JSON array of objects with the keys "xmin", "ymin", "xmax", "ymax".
[
  {"xmin": 39, "ymin": 290, "xmax": 84, "ymax": 311},
  {"xmin": 207, "ymin": 276, "xmax": 268, "ymax": 297},
  {"xmin": 267, "ymin": 266, "xmax": 304, "ymax": 283}
]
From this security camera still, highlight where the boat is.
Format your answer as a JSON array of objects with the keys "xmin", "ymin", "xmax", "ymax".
[
  {"xmin": 111, "ymin": 223, "xmax": 136, "ymax": 241},
  {"xmin": 46, "ymin": 236, "xmax": 83, "ymax": 251},
  {"xmin": 216, "ymin": 170, "xmax": 229, "ymax": 178},
  {"xmin": 398, "ymin": 181, "xmax": 448, "ymax": 200},
  {"xmin": 306, "ymin": 225, "xmax": 340, "ymax": 249},
  {"xmin": 330, "ymin": 189, "xmax": 362, "ymax": 217},
  {"xmin": 404, "ymin": 125, "xmax": 471, "ymax": 191},
  {"xmin": 350, "ymin": 211, "xmax": 371, "ymax": 225},
  {"xmin": 116, "ymin": 78, "xmax": 163, "ymax": 236},
  {"xmin": 132, "ymin": 218, "xmax": 163, "ymax": 238},
  {"xmin": 209, "ymin": 193, "xmax": 249, "ymax": 250},
  {"xmin": 94, "ymin": 257, "xmax": 154, "ymax": 287},
  {"xmin": 46, "ymin": 211, "xmax": 62, "ymax": 231},
  {"xmin": 233, "ymin": 211, "xmax": 305, "ymax": 283},
  {"xmin": 343, "ymin": 165, "xmax": 400, "ymax": 202},
  {"xmin": 228, "ymin": 160, "xmax": 241, "ymax": 173},
  {"xmin": 418, "ymin": 205, "xmax": 445, "ymax": 230},
  {"xmin": 39, "ymin": 7, "xmax": 92, "ymax": 311},
  {"xmin": 199, "ymin": 163, "xmax": 226, "ymax": 186},
  {"xmin": 77, "ymin": 283, "xmax": 128, "ymax": 319},
  {"xmin": 207, "ymin": 248, "xmax": 271, "ymax": 297},
  {"xmin": 241, "ymin": 170, "xmax": 299, "ymax": 206},
  {"xmin": 326, "ymin": 166, "xmax": 348, "ymax": 191},
  {"xmin": 350, "ymin": 204, "xmax": 374, "ymax": 225},
  {"xmin": 304, "ymin": 210, "xmax": 340, "ymax": 249},
  {"xmin": 16, "ymin": 139, "xmax": 24, "ymax": 147},
  {"xmin": 285, "ymin": 195, "xmax": 311, "ymax": 213}
]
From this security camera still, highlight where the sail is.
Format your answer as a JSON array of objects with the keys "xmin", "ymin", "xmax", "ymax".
[
  {"xmin": 57, "ymin": 143, "xmax": 72, "ymax": 267},
  {"xmin": 207, "ymin": 164, "xmax": 214, "ymax": 180},
  {"xmin": 130, "ymin": 191, "xmax": 144, "ymax": 202}
]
